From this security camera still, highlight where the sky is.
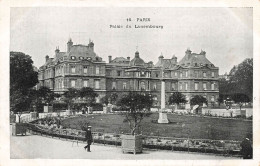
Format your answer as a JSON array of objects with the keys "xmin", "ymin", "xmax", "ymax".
[{"xmin": 10, "ymin": 7, "xmax": 253, "ymax": 74}]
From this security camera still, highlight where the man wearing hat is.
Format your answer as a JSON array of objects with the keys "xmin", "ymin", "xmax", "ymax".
[
  {"xmin": 84, "ymin": 126, "xmax": 93, "ymax": 152},
  {"xmin": 240, "ymin": 135, "xmax": 253, "ymax": 159}
]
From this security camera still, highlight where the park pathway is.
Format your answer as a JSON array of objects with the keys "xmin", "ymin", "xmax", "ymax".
[{"xmin": 11, "ymin": 133, "xmax": 239, "ymax": 159}]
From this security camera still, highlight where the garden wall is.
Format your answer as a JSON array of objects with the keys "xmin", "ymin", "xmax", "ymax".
[{"xmin": 202, "ymin": 108, "xmax": 253, "ymax": 117}]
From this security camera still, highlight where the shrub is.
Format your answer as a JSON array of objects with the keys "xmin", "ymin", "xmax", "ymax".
[
  {"xmin": 92, "ymin": 103, "xmax": 103, "ymax": 111},
  {"xmin": 53, "ymin": 103, "xmax": 67, "ymax": 111}
]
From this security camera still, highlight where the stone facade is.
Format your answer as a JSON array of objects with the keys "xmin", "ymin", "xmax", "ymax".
[{"xmin": 38, "ymin": 39, "xmax": 219, "ymax": 106}]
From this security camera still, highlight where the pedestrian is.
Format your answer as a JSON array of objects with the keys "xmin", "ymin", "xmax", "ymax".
[
  {"xmin": 240, "ymin": 137, "xmax": 253, "ymax": 159},
  {"xmin": 84, "ymin": 126, "xmax": 93, "ymax": 152}
]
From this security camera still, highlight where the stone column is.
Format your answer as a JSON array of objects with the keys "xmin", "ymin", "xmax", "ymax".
[
  {"xmin": 158, "ymin": 79, "xmax": 169, "ymax": 123},
  {"xmin": 161, "ymin": 80, "xmax": 165, "ymax": 109}
]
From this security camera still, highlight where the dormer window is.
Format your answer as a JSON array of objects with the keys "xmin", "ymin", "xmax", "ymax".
[
  {"xmin": 79, "ymin": 57, "xmax": 84, "ymax": 60},
  {"xmin": 71, "ymin": 56, "xmax": 76, "ymax": 60},
  {"xmin": 87, "ymin": 57, "xmax": 92, "ymax": 60}
]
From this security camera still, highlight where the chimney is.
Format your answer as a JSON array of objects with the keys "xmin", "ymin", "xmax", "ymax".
[
  {"xmin": 185, "ymin": 48, "xmax": 192, "ymax": 59},
  {"xmin": 67, "ymin": 38, "xmax": 73, "ymax": 52},
  {"xmin": 200, "ymin": 50, "xmax": 206, "ymax": 56},
  {"xmin": 158, "ymin": 53, "xmax": 164, "ymax": 64},
  {"xmin": 45, "ymin": 55, "xmax": 49, "ymax": 62},
  {"xmin": 108, "ymin": 55, "xmax": 112, "ymax": 63},
  {"xmin": 171, "ymin": 54, "xmax": 177, "ymax": 63},
  {"xmin": 127, "ymin": 57, "xmax": 130, "ymax": 61},
  {"xmin": 55, "ymin": 46, "xmax": 60, "ymax": 54},
  {"xmin": 88, "ymin": 40, "xmax": 94, "ymax": 52}
]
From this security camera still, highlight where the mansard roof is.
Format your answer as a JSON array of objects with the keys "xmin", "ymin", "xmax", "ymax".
[
  {"xmin": 154, "ymin": 53, "xmax": 178, "ymax": 69},
  {"xmin": 154, "ymin": 59, "xmax": 177, "ymax": 69},
  {"xmin": 111, "ymin": 57, "xmax": 129, "ymax": 63},
  {"xmin": 178, "ymin": 50, "xmax": 214, "ymax": 67}
]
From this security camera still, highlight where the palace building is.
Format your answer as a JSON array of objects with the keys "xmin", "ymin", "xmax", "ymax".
[{"xmin": 38, "ymin": 39, "xmax": 219, "ymax": 106}]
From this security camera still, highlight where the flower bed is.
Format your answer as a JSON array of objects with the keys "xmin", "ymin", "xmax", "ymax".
[{"xmin": 25, "ymin": 122, "xmax": 242, "ymax": 156}]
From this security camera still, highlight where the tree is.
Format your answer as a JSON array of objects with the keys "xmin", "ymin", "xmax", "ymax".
[
  {"xmin": 190, "ymin": 95, "xmax": 208, "ymax": 106},
  {"xmin": 30, "ymin": 86, "xmax": 58, "ymax": 112},
  {"xmin": 117, "ymin": 92, "xmax": 153, "ymax": 135},
  {"xmin": 79, "ymin": 87, "xmax": 98, "ymax": 107},
  {"xmin": 217, "ymin": 94, "xmax": 224, "ymax": 107},
  {"xmin": 63, "ymin": 88, "xmax": 79, "ymax": 110},
  {"xmin": 37, "ymin": 86, "xmax": 57, "ymax": 104},
  {"xmin": 168, "ymin": 92, "xmax": 187, "ymax": 109},
  {"xmin": 10, "ymin": 52, "xmax": 38, "ymax": 113},
  {"xmin": 229, "ymin": 58, "xmax": 253, "ymax": 101},
  {"xmin": 231, "ymin": 93, "xmax": 250, "ymax": 110},
  {"xmin": 100, "ymin": 93, "xmax": 118, "ymax": 105}
]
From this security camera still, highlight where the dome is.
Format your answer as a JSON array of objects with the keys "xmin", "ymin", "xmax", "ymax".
[{"xmin": 129, "ymin": 51, "xmax": 145, "ymax": 66}]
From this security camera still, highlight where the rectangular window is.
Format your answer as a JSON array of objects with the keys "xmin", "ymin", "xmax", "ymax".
[
  {"xmin": 141, "ymin": 82, "xmax": 145, "ymax": 90},
  {"xmin": 71, "ymin": 80, "xmax": 76, "ymax": 88},
  {"xmin": 61, "ymin": 80, "xmax": 63, "ymax": 88},
  {"xmin": 211, "ymin": 72, "xmax": 215, "ymax": 77},
  {"xmin": 185, "ymin": 71, "xmax": 188, "ymax": 77},
  {"xmin": 148, "ymin": 81, "xmax": 150, "ymax": 90},
  {"xmin": 203, "ymin": 83, "xmax": 207, "ymax": 90},
  {"xmin": 194, "ymin": 71, "xmax": 198, "ymax": 78},
  {"xmin": 164, "ymin": 72, "xmax": 168, "ymax": 78},
  {"xmin": 180, "ymin": 72, "xmax": 183, "ymax": 78},
  {"xmin": 83, "ymin": 66, "xmax": 88, "ymax": 74},
  {"xmin": 203, "ymin": 72, "xmax": 207, "ymax": 78},
  {"xmin": 71, "ymin": 66, "xmax": 76, "ymax": 73},
  {"xmin": 58, "ymin": 80, "xmax": 61, "ymax": 89},
  {"xmin": 83, "ymin": 80, "xmax": 88, "ymax": 87},
  {"xmin": 117, "ymin": 71, "xmax": 121, "ymax": 76},
  {"xmin": 112, "ymin": 81, "xmax": 116, "ymax": 90},
  {"xmin": 211, "ymin": 95, "xmax": 215, "ymax": 102},
  {"xmin": 171, "ymin": 83, "xmax": 175, "ymax": 90},
  {"xmin": 147, "ymin": 72, "xmax": 151, "ymax": 78},
  {"xmin": 153, "ymin": 83, "xmax": 157, "ymax": 90},
  {"xmin": 185, "ymin": 82, "xmax": 188, "ymax": 90},
  {"xmin": 96, "ymin": 66, "xmax": 100, "ymax": 75},
  {"xmin": 179, "ymin": 83, "xmax": 182, "ymax": 90},
  {"xmin": 95, "ymin": 80, "xmax": 100, "ymax": 89},
  {"xmin": 195, "ymin": 83, "xmax": 198, "ymax": 90},
  {"xmin": 123, "ymin": 82, "xmax": 126, "ymax": 90},
  {"xmin": 211, "ymin": 83, "xmax": 214, "ymax": 90},
  {"xmin": 175, "ymin": 72, "xmax": 177, "ymax": 77}
]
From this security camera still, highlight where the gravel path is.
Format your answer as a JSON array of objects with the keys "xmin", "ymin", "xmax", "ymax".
[{"xmin": 10, "ymin": 133, "xmax": 239, "ymax": 159}]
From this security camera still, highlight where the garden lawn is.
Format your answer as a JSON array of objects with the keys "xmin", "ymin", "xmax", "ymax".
[{"xmin": 61, "ymin": 113, "xmax": 252, "ymax": 141}]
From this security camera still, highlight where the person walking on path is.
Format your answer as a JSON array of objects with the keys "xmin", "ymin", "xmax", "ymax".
[
  {"xmin": 240, "ymin": 137, "xmax": 253, "ymax": 159},
  {"xmin": 84, "ymin": 126, "xmax": 93, "ymax": 152}
]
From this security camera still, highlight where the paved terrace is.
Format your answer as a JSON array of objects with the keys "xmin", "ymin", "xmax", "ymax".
[{"xmin": 11, "ymin": 133, "xmax": 239, "ymax": 159}]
